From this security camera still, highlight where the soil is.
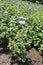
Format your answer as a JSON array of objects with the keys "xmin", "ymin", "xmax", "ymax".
[
  {"xmin": 0, "ymin": 48, "xmax": 11, "ymax": 65},
  {"xmin": 27, "ymin": 48, "xmax": 43, "ymax": 65},
  {"xmin": 0, "ymin": 47, "xmax": 43, "ymax": 65}
]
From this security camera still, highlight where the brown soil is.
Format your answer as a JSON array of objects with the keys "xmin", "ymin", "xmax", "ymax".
[
  {"xmin": 0, "ymin": 47, "xmax": 43, "ymax": 65},
  {"xmin": 0, "ymin": 48, "xmax": 11, "ymax": 65},
  {"xmin": 27, "ymin": 48, "xmax": 43, "ymax": 65}
]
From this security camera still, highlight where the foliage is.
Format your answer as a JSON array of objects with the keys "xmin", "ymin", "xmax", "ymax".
[
  {"xmin": 28, "ymin": 11, "xmax": 43, "ymax": 50},
  {"xmin": 23, "ymin": 0, "xmax": 43, "ymax": 4},
  {"xmin": 0, "ymin": 0, "xmax": 43, "ymax": 62},
  {"xmin": 8, "ymin": 10, "xmax": 43, "ymax": 62},
  {"xmin": 8, "ymin": 38, "xmax": 26, "ymax": 62},
  {"xmin": 0, "ymin": 22, "xmax": 8, "ymax": 45}
]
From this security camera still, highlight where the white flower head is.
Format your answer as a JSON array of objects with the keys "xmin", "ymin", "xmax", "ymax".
[
  {"xmin": 36, "ymin": 1, "xmax": 39, "ymax": 3},
  {"xmin": 19, "ymin": 16, "xmax": 24, "ymax": 19},
  {"xmin": 19, "ymin": 20, "xmax": 26, "ymax": 25},
  {"xmin": 10, "ymin": 20, "xmax": 14, "ymax": 23},
  {"xmin": 29, "ymin": 6, "xmax": 32, "ymax": 10},
  {"xmin": 4, "ymin": 11, "xmax": 9, "ymax": 15}
]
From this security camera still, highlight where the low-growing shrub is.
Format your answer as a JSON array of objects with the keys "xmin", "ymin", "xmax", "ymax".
[
  {"xmin": 0, "ymin": 0, "xmax": 43, "ymax": 62},
  {"xmin": 8, "ymin": 10, "xmax": 43, "ymax": 62}
]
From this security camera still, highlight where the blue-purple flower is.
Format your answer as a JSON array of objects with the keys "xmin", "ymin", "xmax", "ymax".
[
  {"xmin": 19, "ymin": 20, "xmax": 26, "ymax": 25},
  {"xmin": 17, "ymin": 1, "xmax": 22, "ymax": 5}
]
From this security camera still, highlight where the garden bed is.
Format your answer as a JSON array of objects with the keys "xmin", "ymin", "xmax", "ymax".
[{"xmin": 0, "ymin": 0, "xmax": 43, "ymax": 65}]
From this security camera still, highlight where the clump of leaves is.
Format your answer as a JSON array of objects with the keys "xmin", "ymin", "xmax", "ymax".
[
  {"xmin": 0, "ymin": 22, "xmax": 8, "ymax": 45},
  {"xmin": 30, "ymin": 11, "xmax": 43, "ymax": 50},
  {"xmin": 8, "ymin": 38, "xmax": 26, "ymax": 62}
]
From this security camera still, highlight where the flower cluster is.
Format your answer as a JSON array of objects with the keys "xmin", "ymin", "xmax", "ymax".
[
  {"xmin": 19, "ymin": 20, "xmax": 26, "ymax": 25},
  {"xmin": 4, "ymin": 11, "xmax": 9, "ymax": 15}
]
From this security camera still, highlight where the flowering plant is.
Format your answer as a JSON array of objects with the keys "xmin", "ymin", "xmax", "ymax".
[{"xmin": 0, "ymin": 0, "xmax": 43, "ymax": 62}]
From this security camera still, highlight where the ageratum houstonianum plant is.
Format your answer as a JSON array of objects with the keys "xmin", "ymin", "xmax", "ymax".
[
  {"xmin": 19, "ymin": 20, "xmax": 26, "ymax": 24},
  {"xmin": 0, "ymin": 0, "xmax": 43, "ymax": 62},
  {"xmin": 8, "ymin": 10, "xmax": 43, "ymax": 62}
]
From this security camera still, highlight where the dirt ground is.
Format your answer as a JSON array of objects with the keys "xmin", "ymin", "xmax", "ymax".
[
  {"xmin": 0, "ymin": 48, "xmax": 11, "ymax": 65},
  {"xmin": 27, "ymin": 48, "xmax": 43, "ymax": 65},
  {"xmin": 0, "ymin": 47, "xmax": 43, "ymax": 65}
]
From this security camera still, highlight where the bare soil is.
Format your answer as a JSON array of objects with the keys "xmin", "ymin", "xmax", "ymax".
[
  {"xmin": 0, "ymin": 47, "xmax": 43, "ymax": 65},
  {"xmin": 27, "ymin": 48, "xmax": 43, "ymax": 65},
  {"xmin": 0, "ymin": 48, "xmax": 11, "ymax": 65}
]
